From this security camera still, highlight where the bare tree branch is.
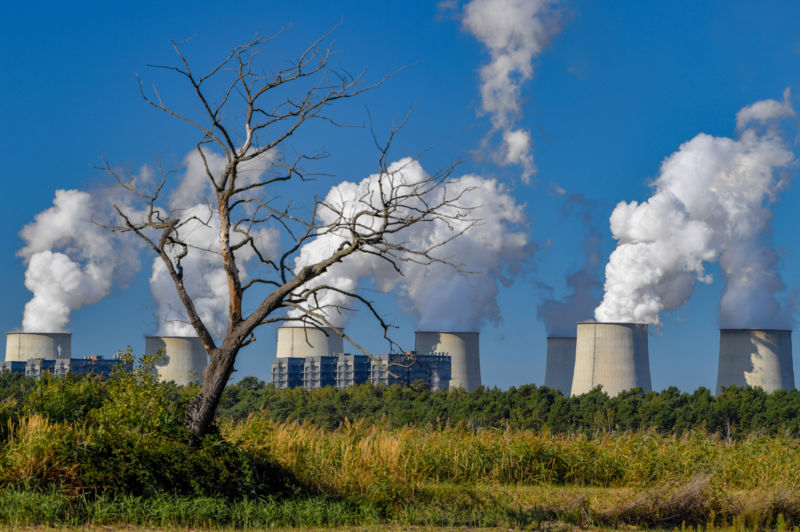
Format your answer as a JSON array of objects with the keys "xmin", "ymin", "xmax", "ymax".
[{"xmin": 105, "ymin": 28, "xmax": 468, "ymax": 442}]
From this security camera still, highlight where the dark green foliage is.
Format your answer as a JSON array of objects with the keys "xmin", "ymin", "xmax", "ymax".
[
  {"xmin": 5, "ymin": 361, "xmax": 800, "ymax": 529},
  {"xmin": 0, "ymin": 352, "xmax": 298, "ymax": 500},
  {"xmin": 217, "ymin": 380, "xmax": 800, "ymax": 437}
]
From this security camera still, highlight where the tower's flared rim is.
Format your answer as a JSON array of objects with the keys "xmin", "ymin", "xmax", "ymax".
[
  {"xmin": 6, "ymin": 331, "xmax": 72, "ymax": 336},
  {"xmin": 719, "ymin": 328, "xmax": 792, "ymax": 333},
  {"xmin": 414, "ymin": 330, "xmax": 479, "ymax": 335},
  {"xmin": 144, "ymin": 335, "xmax": 202, "ymax": 340},
  {"xmin": 276, "ymin": 325, "xmax": 343, "ymax": 331},
  {"xmin": 576, "ymin": 321, "xmax": 649, "ymax": 326}
]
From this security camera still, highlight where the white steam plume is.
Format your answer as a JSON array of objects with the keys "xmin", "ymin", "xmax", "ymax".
[
  {"xmin": 737, "ymin": 88, "xmax": 795, "ymax": 130},
  {"xmin": 399, "ymin": 173, "xmax": 531, "ymax": 330},
  {"xmin": 595, "ymin": 92, "xmax": 796, "ymax": 327},
  {"xmin": 537, "ymin": 192, "xmax": 602, "ymax": 337},
  {"xmin": 149, "ymin": 149, "xmax": 278, "ymax": 337},
  {"xmin": 18, "ymin": 189, "xmax": 140, "ymax": 332},
  {"xmin": 290, "ymin": 157, "xmax": 531, "ymax": 332},
  {"xmin": 462, "ymin": 0, "xmax": 562, "ymax": 183}
]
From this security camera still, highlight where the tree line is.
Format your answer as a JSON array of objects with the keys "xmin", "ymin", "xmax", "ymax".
[
  {"xmin": 4, "ymin": 370, "xmax": 799, "ymax": 438},
  {"xmin": 218, "ymin": 376, "xmax": 800, "ymax": 438}
]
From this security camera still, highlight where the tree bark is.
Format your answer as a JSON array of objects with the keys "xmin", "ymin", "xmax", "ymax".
[{"xmin": 184, "ymin": 345, "xmax": 240, "ymax": 442}]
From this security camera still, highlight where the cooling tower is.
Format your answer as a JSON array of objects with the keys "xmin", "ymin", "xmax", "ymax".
[
  {"xmin": 415, "ymin": 331, "xmax": 480, "ymax": 392},
  {"xmin": 5, "ymin": 332, "xmax": 71, "ymax": 362},
  {"xmin": 544, "ymin": 337, "xmax": 576, "ymax": 395},
  {"xmin": 145, "ymin": 336, "xmax": 208, "ymax": 386},
  {"xmin": 716, "ymin": 329, "xmax": 794, "ymax": 395},
  {"xmin": 571, "ymin": 322, "xmax": 651, "ymax": 397},
  {"xmin": 275, "ymin": 326, "xmax": 344, "ymax": 358}
]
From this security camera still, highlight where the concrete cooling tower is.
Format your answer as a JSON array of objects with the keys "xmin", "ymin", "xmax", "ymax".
[
  {"xmin": 716, "ymin": 329, "xmax": 794, "ymax": 395},
  {"xmin": 571, "ymin": 322, "xmax": 651, "ymax": 397},
  {"xmin": 275, "ymin": 326, "xmax": 344, "ymax": 358},
  {"xmin": 415, "ymin": 331, "xmax": 480, "ymax": 392},
  {"xmin": 5, "ymin": 332, "xmax": 71, "ymax": 362},
  {"xmin": 544, "ymin": 337, "xmax": 576, "ymax": 395},
  {"xmin": 145, "ymin": 336, "xmax": 208, "ymax": 386}
]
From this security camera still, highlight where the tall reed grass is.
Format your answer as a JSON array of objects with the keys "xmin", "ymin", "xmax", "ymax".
[{"xmin": 222, "ymin": 416, "xmax": 800, "ymax": 499}]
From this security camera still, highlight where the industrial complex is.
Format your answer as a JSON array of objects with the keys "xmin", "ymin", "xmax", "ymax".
[{"xmin": 2, "ymin": 322, "xmax": 798, "ymax": 395}]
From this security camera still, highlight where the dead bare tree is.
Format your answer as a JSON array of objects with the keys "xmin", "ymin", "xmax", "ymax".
[{"xmin": 106, "ymin": 31, "xmax": 472, "ymax": 442}]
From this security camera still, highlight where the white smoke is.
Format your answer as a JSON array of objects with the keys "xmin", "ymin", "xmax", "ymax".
[
  {"xmin": 737, "ymin": 88, "xmax": 795, "ymax": 131},
  {"xmin": 537, "ymin": 193, "xmax": 602, "ymax": 337},
  {"xmin": 399, "ymin": 173, "xmax": 531, "ymax": 330},
  {"xmin": 150, "ymin": 149, "xmax": 278, "ymax": 337},
  {"xmin": 18, "ymin": 189, "xmax": 139, "ymax": 332},
  {"xmin": 595, "ymin": 92, "xmax": 796, "ymax": 327},
  {"xmin": 290, "ymin": 157, "xmax": 531, "ymax": 332},
  {"xmin": 462, "ymin": 0, "xmax": 562, "ymax": 183}
]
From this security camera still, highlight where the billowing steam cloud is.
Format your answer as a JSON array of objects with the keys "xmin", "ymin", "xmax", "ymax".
[
  {"xmin": 149, "ymin": 149, "xmax": 278, "ymax": 337},
  {"xmin": 461, "ymin": 0, "xmax": 562, "ymax": 183},
  {"xmin": 290, "ymin": 157, "xmax": 531, "ymax": 331},
  {"xmin": 736, "ymin": 88, "xmax": 795, "ymax": 130},
  {"xmin": 537, "ymin": 192, "xmax": 602, "ymax": 337},
  {"xmin": 595, "ymin": 91, "xmax": 797, "ymax": 328},
  {"xmin": 399, "ymin": 173, "xmax": 530, "ymax": 330},
  {"xmin": 18, "ymin": 189, "xmax": 139, "ymax": 332}
]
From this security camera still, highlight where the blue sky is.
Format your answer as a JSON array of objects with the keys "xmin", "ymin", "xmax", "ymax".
[{"xmin": 2, "ymin": 1, "xmax": 800, "ymax": 391}]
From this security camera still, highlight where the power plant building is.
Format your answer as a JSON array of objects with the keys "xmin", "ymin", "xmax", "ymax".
[
  {"xmin": 54, "ymin": 355, "xmax": 131, "ymax": 378},
  {"xmin": 544, "ymin": 337, "xmax": 577, "ymax": 395},
  {"xmin": 25, "ymin": 358, "xmax": 57, "ymax": 379},
  {"xmin": 571, "ymin": 322, "xmax": 651, "ymax": 397},
  {"xmin": 0, "ymin": 361, "xmax": 26, "ymax": 374},
  {"xmin": 369, "ymin": 353, "xmax": 451, "ymax": 391},
  {"xmin": 275, "ymin": 326, "xmax": 343, "ymax": 358},
  {"xmin": 270, "ymin": 352, "xmax": 451, "ymax": 391},
  {"xmin": 414, "ymin": 331, "xmax": 480, "ymax": 391},
  {"xmin": 716, "ymin": 329, "xmax": 794, "ymax": 395},
  {"xmin": 272, "ymin": 357, "xmax": 304, "ymax": 389},
  {"xmin": 336, "ymin": 354, "xmax": 371, "ymax": 388},
  {"xmin": 145, "ymin": 336, "xmax": 208, "ymax": 386},
  {"xmin": 302, "ymin": 356, "xmax": 338, "ymax": 389},
  {"xmin": 5, "ymin": 332, "xmax": 71, "ymax": 362}
]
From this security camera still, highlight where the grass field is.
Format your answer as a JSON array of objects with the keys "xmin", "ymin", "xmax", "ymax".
[{"xmin": 4, "ymin": 412, "xmax": 800, "ymax": 529}]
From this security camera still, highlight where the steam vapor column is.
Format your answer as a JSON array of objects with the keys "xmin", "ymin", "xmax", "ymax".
[
  {"xmin": 145, "ymin": 336, "xmax": 208, "ymax": 386},
  {"xmin": 5, "ymin": 332, "xmax": 72, "ymax": 362},
  {"xmin": 544, "ymin": 337, "xmax": 577, "ymax": 395},
  {"xmin": 571, "ymin": 322, "xmax": 651, "ymax": 397},
  {"xmin": 716, "ymin": 329, "xmax": 794, "ymax": 395},
  {"xmin": 275, "ymin": 326, "xmax": 344, "ymax": 358},
  {"xmin": 415, "ymin": 331, "xmax": 480, "ymax": 392}
]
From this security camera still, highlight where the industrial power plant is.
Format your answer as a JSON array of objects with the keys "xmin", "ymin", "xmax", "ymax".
[
  {"xmin": 3, "ymin": 320, "xmax": 799, "ymax": 395},
  {"xmin": 5, "ymin": 332, "xmax": 72, "ymax": 361},
  {"xmin": 2, "ymin": 331, "xmax": 129, "ymax": 379},
  {"xmin": 570, "ymin": 322, "xmax": 652, "ymax": 397},
  {"xmin": 544, "ymin": 337, "xmax": 576, "ymax": 395},
  {"xmin": 145, "ymin": 336, "xmax": 209, "ymax": 386},
  {"xmin": 716, "ymin": 329, "xmax": 795, "ymax": 395},
  {"xmin": 271, "ymin": 326, "xmax": 460, "ymax": 391}
]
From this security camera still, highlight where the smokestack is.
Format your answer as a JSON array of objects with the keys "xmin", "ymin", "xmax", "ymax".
[
  {"xmin": 544, "ymin": 337, "xmax": 576, "ymax": 395},
  {"xmin": 145, "ymin": 336, "xmax": 208, "ymax": 386},
  {"xmin": 5, "ymin": 332, "xmax": 71, "ymax": 362},
  {"xmin": 415, "ymin": 331, "xmax": 480, "ymax": 392},
  {"xmin": 571, "ymin": 322, "xmax": 651, "ymax": 397},
  {"xmin": 275, "ymin": 326, "xmax": 344, "ymax": 358},
  {"xmin": 716, "ymin": 329, "xmax": 794, "ymax": 395}
]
